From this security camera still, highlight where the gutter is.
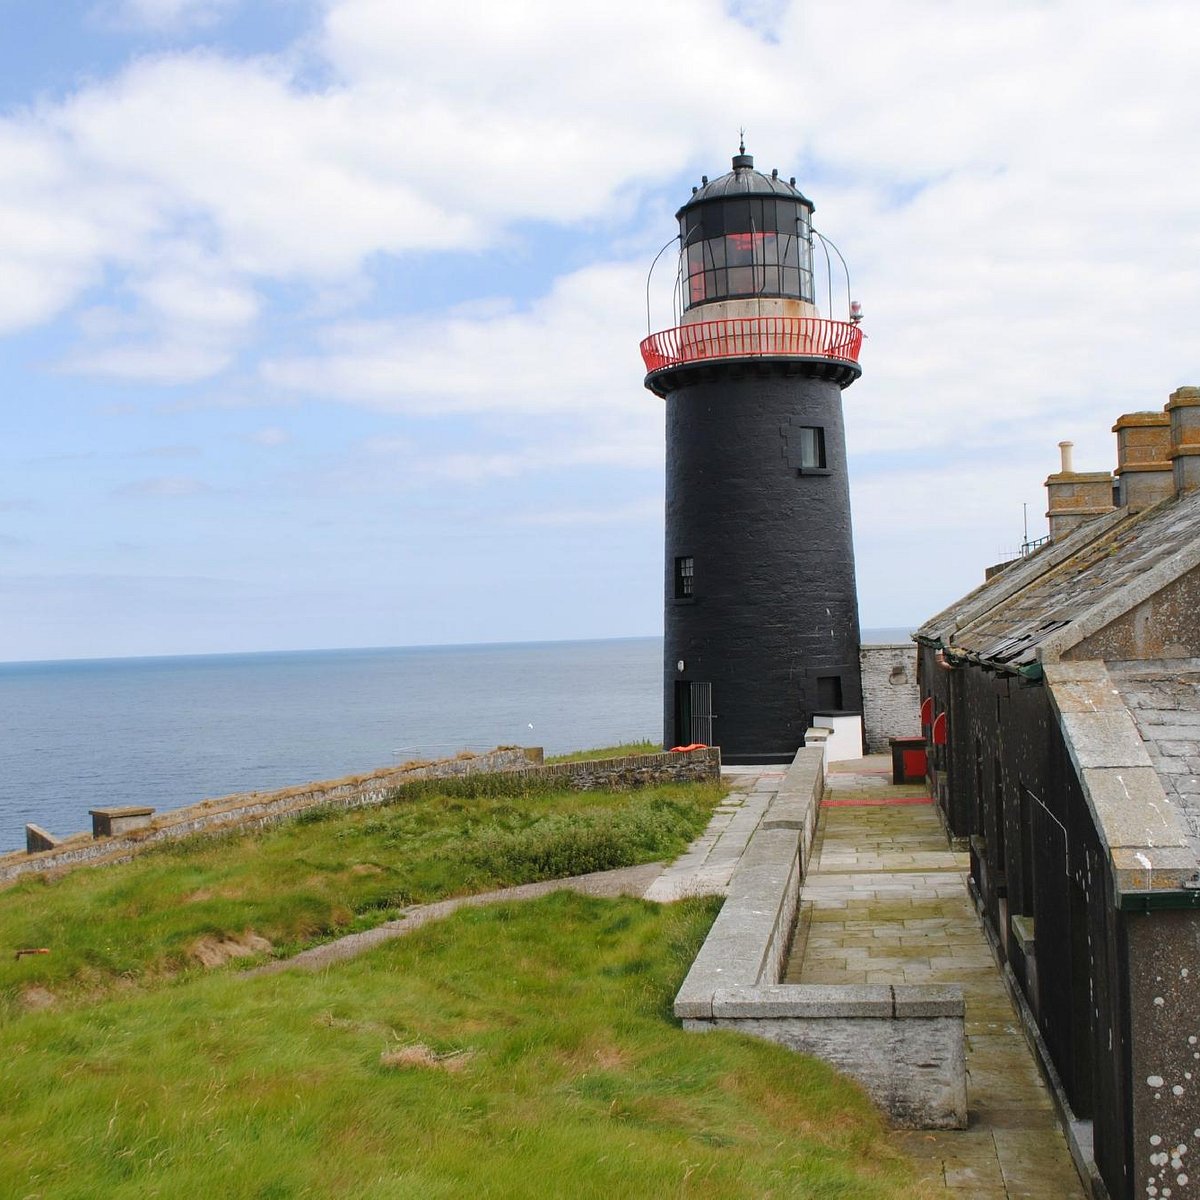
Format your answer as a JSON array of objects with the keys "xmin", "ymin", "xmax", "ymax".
[
  {"xmin": 914, "ymin": 636, "xmax": 1044, "ymax": 683},
  {"xmin": 1119, "ymin": 886, "xmax": 1200, "ymax": 913}
]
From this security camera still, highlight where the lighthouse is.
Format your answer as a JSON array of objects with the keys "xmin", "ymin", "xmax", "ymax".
[{"xmin": 641, "ymin": 147, "xmax": 865, "ymax": 764}]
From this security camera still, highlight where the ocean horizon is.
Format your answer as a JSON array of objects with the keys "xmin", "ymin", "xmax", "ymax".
[{"xmin": 0, "ymin": 629, "xmax": 914, "ymax": 853}]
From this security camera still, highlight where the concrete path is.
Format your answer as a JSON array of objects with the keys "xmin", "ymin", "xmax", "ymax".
[
  {"xmin": 241, "ymin": 861, "xmax": 662, "ymax": 977},
  {"xmin": 784, "ymin": 757, "xmax": 1087, "ymax": 1200},
  {"xmin": 642, "ymin": 765, "xmax": 781, "ymax": 900},
  {"xmin": 250, "ymin": 764, "xmax": 779, "ymax": 976}
]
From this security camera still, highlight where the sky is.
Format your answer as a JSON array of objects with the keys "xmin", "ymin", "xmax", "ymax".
[{"xmin": 2, "ymin": 0, "xmax": 1199, "ymax": 662}]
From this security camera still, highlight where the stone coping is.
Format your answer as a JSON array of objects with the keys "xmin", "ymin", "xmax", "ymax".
[
  {"xmin": 1114, "ymin": 411, "xmax": 1171, "ymax": 430},
  {"xmin": 674, "ymin": 746, "xmax": 822, "ymax": 1011},
  {"xmin": 674, "ymin": 745, "xmax": 968, "ymax": 1017},
  {"xmin": 679, "ymin": 983, "xmax": 963, "ymax": 1020},
  {"xmin": 673, "ymin": 746, "xmax": 967, "ymax": 1128},
  {"xmin": 1045, "ymin": 660, "xmax": 1199, "ymax": 895}
]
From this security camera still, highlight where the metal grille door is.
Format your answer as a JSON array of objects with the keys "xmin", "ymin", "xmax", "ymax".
[{"xmin": 689, "ymin": 681, "xmax": 713, "ymax": 745}]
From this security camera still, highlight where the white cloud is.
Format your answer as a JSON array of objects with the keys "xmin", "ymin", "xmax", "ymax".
[
  {"xmin": 2, "ymin": 0, "xmax": 1200, "ymax": 559},
  {"xmin": 262, "ymin": 261, "xmax": 655, "ymax": 418},
  {"xmin": 104, "ymin": 0, "xmax": 239, "ymax": 31},
  {"xmin": 63, "ymin": 243, "xmax": 259, "ymax": 382},
  {"xmin": 0, "ymin": 0, "xmax": 785, "ymax": 360}
]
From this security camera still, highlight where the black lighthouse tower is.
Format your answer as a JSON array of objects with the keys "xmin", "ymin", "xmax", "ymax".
[{"xmin": 642, "ymin": 148, "xmax": 865, "ymax": 764}]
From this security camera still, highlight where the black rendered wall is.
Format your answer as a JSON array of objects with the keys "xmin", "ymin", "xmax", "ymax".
[
  {"xmin": 919, "ymin": 656, "xmax": 1129, "ymax": 1197},
  {"xmin": 663, "ymin": 368, "xmax": 863, "ymax": 762}
]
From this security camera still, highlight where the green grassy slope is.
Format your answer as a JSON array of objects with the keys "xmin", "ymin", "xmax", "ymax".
[
  {"xmin": 0, "ymin": 893, "xmax": 926, "ymax": 1200},
  {"xmin": 1, "ymin": 778, "xmax": 720, "ymax": 1017}
]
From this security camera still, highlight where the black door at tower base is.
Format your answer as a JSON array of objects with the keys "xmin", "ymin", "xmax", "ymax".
[
  {"xmin": 673, "ymin": 680, "xmax": 713, "ymax": 746},
  {"xmin": 671, "ymin": 679, "xmax": 806, "ymax": 765}
]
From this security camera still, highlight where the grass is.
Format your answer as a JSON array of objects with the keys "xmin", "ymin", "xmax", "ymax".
[
  {"xmin": 0, "ymin": 892, "xmax": 928, "ymax": 1199},
  {"xmin": 546, "ymin": 740, "xmax": 660, "ymax": 763},
  {"xmin": 0, "ymin": 777, "xmax": 721, "ymax": 1018}
]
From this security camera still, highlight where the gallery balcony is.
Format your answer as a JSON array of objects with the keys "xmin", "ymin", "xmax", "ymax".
[{"xmin": 641, "ymin": 316, "xmax": 863, "ymax": 396}]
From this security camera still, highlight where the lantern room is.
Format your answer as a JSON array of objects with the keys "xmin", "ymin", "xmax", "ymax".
[
  {"xmin": 679, "ymin": 148, "xmax": 816, "ymax": 311},
  {"xmin": 640, "ymin": 145, "xmax": 862, "ymax": 397}
]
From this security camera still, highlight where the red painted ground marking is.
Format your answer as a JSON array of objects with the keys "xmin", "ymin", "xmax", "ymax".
[{"xmin": 822, "ymin": 796, "xmax": 932, "ymax": 808}]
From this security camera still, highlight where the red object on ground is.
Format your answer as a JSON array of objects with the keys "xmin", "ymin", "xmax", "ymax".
[{"xmin": 669, "ymin": 743, "xmax": 707, "ymax": 753}]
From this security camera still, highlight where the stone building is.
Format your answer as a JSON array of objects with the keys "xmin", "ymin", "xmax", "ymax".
[{"xmin": 915, "ymin": 387, "xmax": 1200, "ymax": 1200}]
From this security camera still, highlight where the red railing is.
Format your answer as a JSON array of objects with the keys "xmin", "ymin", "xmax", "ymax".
[{"xmin": 640, "ymin": 316, "xmax": 862, "ymax": 375}]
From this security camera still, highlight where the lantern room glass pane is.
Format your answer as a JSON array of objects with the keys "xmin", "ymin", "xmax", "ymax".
[
  {"xmin": 679, "ymin": 196, "xmax": 816, "ymax": 309},
  {"xmin": 727, "ymin": 266, "xmax": 754, "ymax": 294}
]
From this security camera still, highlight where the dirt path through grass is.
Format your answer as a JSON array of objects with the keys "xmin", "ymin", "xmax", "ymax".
[{"xmin": 242, "ymin": 861, "xmax": 664, "ymax": 977}]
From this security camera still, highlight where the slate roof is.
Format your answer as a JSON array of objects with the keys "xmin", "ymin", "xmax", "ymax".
[
  {"xmin": 680, "ymin": 152, "xmax": 813, "ymax": 211},
  {"xmin": 916, "ymin": 487, "xmax": 1200, "ymax": 672},
  {"xmin": 1111, "ymin": 663, "xmax": 1200, "ymax": 862}
]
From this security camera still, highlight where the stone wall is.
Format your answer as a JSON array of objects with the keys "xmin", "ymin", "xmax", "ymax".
[
  {"xmin": 0, "ymin": 746, "xmax": 721, "ymax": 888},
  {"xmin": 674, "ymin": 744, "xmax": 967, "ymax": 1129},
  {"xmin": 860, "ymin": 643, "xmax": 920, "ymax": 753},
  {"xmin": 481, "ymin": 748, "xmax": 720, "ymax": 794}
]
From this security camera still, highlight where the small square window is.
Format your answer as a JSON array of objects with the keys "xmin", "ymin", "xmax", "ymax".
[
  {"xmin": 797, "ymin": 426, "xmax": 826, "ymax": 470},
  {"xmin": 674, "ymin": 556, "xmax": 694, "ymax": 599}
]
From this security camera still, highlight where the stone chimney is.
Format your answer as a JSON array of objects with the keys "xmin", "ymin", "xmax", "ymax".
[
  {"xmin": 1167, "ymin": 386, "xmax": 1200, "ymax": 494},
  {"xmin": 1113, "ymin": 410, "xmax": 1173, "ymax": 510},
  {"xmin": 1045, "ymin": 440, "xmax": 1115, "ymax": 539}
]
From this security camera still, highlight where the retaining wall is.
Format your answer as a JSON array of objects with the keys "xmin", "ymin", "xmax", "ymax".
[
  {"xmin": 860, "ymin": 643, "xmax": 921, "ymax": 753},
  {"xmin": 674, "ymin": 744, "xmax": 966, "ymax": 1129},
  {"xmin": 0, "ymin": 747, "xmax": 721, "ymax": 887}
]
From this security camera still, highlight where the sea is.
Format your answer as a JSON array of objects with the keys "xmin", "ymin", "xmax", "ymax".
[{"xmin": 0, "ymin": 629, "xmax": 912, "ymax": 853}]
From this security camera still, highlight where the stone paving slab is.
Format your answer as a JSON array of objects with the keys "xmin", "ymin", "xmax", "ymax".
[
  {"xmin": 642, "ymin": 770, "xmax": 773, "ymax": 901},
  {"xmin": 784, "ymin": 755, "xmax": 1088, "ymax": 1200}
]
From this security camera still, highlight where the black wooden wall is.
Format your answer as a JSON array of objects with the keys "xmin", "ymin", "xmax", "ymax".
[{"xmin": 917, "ymin": 645, "xmax": 1131, "ymax": 1197}]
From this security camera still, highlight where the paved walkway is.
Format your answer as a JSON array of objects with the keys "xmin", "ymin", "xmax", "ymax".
[
  {"xmin": 783, "ymin": 757, "xmax": 1087, "ymax": 1199},
  {"xmin": 643, "ymin": 765, "xmax": 782, "ymax": 900}
]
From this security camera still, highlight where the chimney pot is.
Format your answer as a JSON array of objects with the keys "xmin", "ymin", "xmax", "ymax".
[{"xmin": 1045, "ymin": 440, "xmax": 1114, "ymax": 539}]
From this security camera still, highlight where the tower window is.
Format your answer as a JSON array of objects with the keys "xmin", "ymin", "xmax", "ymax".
[
  {"xmin": 674, "ymin": 556, "xmax": 695, "ymax": 599},
  {"xmin": 797, "ymin": 426, "xmax": 826, "ymax": 471}
]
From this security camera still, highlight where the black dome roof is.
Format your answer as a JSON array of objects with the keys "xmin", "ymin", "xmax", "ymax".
[{"xmin": 678, "ymin": 150, "xmax": 813, "ymax": 216}]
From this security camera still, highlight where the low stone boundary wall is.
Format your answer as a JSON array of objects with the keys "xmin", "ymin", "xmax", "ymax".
[
  {"xmin": 484, "ymin": 748, "xmax": 720, "ymax": 794},
  {"xmin": 0, "ymin": 746, "xmax": 720, "ymax": 887},
  {"xmin": 674, "ymin": 745, "xmax": 966, "ymax": 1129}
]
